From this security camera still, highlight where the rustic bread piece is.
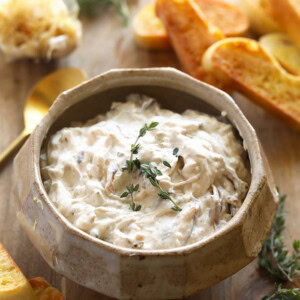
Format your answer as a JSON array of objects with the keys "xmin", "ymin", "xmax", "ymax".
[
  {"xmin": 0, "ymin": 243, "xmax": 37, "ymax": 300},
  {"xmin": 29, "ymin": 278, "xmax": 63, "ymax": 300},
  {"xmin": 133, "ymin": 3, "xmax": 171, "ymax": 50},
  {"xmin": 195, "ymin": 0, "xmax": 249, "ymax": 37},
  {"xmin": 134, "ymin": 0, "xmax": 248, "ymax": 50},
  {"xmin": 156, "ymin": 0, "xmax": 224, "ymax": 79},
  {"xmin": 268, "ymin": 0, "xmax": 300, "ymax": 49},
  {"xmin": 240, "ymin": 0, "xmax": 281, "ymax": 35},
  {"xmin": 260, "ymin": 33, "xmax": 300, "ymax": 76},
  {"xmin": 202, "ymin": 38, "xmax": 300, "ymax": 130}
]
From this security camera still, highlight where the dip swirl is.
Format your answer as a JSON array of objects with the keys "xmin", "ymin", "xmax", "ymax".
[{"xmin": 41, "ymin": 94, "xmax": 250, "ymax": 250}]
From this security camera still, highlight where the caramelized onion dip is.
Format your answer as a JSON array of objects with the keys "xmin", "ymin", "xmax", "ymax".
[{"xmin": 41, "ymin": 94, "xmax": 250, "ymax": 250}]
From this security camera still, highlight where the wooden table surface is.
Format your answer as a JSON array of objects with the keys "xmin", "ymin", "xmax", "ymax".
[{"xmin": 0, "ymin": 1, "xmax": 299, "ymax": 299}]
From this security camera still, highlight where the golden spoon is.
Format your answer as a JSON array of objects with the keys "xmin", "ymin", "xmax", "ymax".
[{"xmin": 0, "ymin": 68, "xmax": 87, "ymax": 167}]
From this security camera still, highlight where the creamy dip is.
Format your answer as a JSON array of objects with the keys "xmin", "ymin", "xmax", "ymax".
[{"xmin": 41, "ymin": 94, "xmax": 250, "ymax": 250}]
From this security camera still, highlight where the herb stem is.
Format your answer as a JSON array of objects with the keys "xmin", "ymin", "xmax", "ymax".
[
  {"xmin": 270, "ymin": 230, "xmax": 294, "ymax": 282},
  {"xmin": 259, "ymin": 191, "xmax": 300, "ymax": 300},
  {"xmin": 130, "ymin": 190, "xmax": 134, "ymax": 209},
  {"xmin": 141, "ymin": 162, "xmax": 182, "ymax": 211},
  {"xmin": 121, "ymin": 122, "xmax": 159, "ymax": 211},
  {"xmin": 158, "ymin": 185, "xmax": 181, "ymax": 211},
  {"xmin": 262, "ymin": 283, "xmax": 300, "ymax": 300},
  {"xmin": 130, "ymin": 136, "xmax": 140, "ymax": 162}
]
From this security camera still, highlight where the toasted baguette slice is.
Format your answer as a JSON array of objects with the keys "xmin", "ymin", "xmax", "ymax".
[
  {"xmin": 269, "ymin": 0, "xmax": 300, "ymax": 49},
  {"xmin": 0, "ymin": 243, "xmax": 37, "ymax": 300},
  {"xmin": 133, "ymin": 3, "xmax": 171, "ymax": 50},
  {"xmin": 29, "ymin": 278, "xmax": 63, "ymax": 300},
  {"xmin": 134, "ymin": 0, "xmax": 248, "ymax": 50},
  {"xmin": 202, "ymin": 38, "xmax": 300, "ymax": 130},
  {"xmin": 195, "ymin": 0, "xmax": 249, "ymax": 37},
  {"xmin": 156, "ymin": 0, "xmax": 224, "ymax": 79},
  {"xmin": 240, "ymin": 0, "xmax": 281, "ymax": 35},
  {"xmin": 260, "ymin": 33, "xmax": 300, "ymax": 76}
]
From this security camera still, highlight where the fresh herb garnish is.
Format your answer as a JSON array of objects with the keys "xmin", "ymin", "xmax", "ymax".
[
  {"xmin": 163, "ymin": 161, "xmax": 171, "ymax": 168},
  {"xmin": 173, "ymin": 147, "xmax": 179, "ymax": 156},
  {"xmin": 77, "ymin": 0, "xmax": 130, "ymax": 25},
  {"xmin": 262, "ymin": 283, "xmax": 300, "ymax": 300},
  {"xmin": 120, "ymin": 184, "xmax": 141, "ymax": 211},
  {"xmin": 259, "ymin": 193, "xmax": 300, "ymax": 283},
  {"xmin": 259, "ymin": 191, "xmax": 300, "ymax": 299},
  {"xmin": 141, "ymin": 162, "xmax": 182, "ymax": 212},
  {"xmin": 121, "ymin": 122, "xmax": 159, "ymax": 211}
]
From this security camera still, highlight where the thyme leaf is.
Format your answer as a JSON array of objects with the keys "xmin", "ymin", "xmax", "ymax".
[
  {"xmin": 173, "ymin": 147, "xmax": 179, "ymax": 156},
  {"xmin": 262, "ymin": 283, "xmax": 300, "ymax": 300},
  {"xmin": 121, "ymin": 122, "xmax": 159, "ymax": 211},
  {"xmin": 163, "ymin": 161, "xmax": 171, "ymax": 168},
  {"xmin": 120, "ymin": 184, "xmax": 140, "ymax": 211},
  {"xmin": 259, "ymin": 191, "xmax": 300, "ymax": 300},
  {"xmin": 259, "ymin": 192, "xmax": 300, "ymax": 283},
  {"xmin": 141, "ymin": 162, "xmax": 182, "ymax": 212}
]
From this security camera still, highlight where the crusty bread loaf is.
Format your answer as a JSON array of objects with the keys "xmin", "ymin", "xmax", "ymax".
[
  {"xmin": 155, "ymin": 0, "xmax": 224, "ymax": 79},
  {"xmin": 202, "ymin": 38, "xmax": 300, "ymax": 130},
  {"xmin": 0, "ymin": 243, "xmax": 37, "ymax": 300},
  {"xmin": 268, "ymin": 0, "xmax": 300, "ymax": 49},
  {"xmin": 240, "ymin": 0, "xmax": 281, "ymax": 35},
  {"xmin": 29, "ymin": 277, "xmax": 63, "ymax": 300},
  {"xmin": 260, "ymin": 33, "xmax": 300, "ymax": 76}
]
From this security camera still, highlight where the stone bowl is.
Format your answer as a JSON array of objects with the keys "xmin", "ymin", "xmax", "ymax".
[{"xmin": 12, "ymin": 68, "xmax": 278, "ymax": 299}]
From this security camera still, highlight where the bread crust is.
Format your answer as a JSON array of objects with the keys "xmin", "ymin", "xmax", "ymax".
[
  {"xmin": 195, "ymin": 0, "xmax": 249, "ymax": 37},
  {"xmin": 269, "ymin": 0, "xmax": 300, "ymax": 49},
  {"xmin": 29, "ymin": 277, "xmax": 63, "ymax": 300},
  {"xmin": 156, "ymin": 0, "xmax": 224, "ymax": 79},
  {"xmin": 0, "ymin": 243, "xmax": 37, "ymax": 300},
  {"xmin": 202, "ymin": 38, "xmax": 300, "ymax": 131},
  {"xmin": 240, "ymin": 0, "xmax": 281, "ymax": 35},
  {"xmin": 133, "ymin": 3, "xmax": 171, "ymax": 50},
  {"xmin": 134, "ymin": 0, "xmax": 248, "ymax": 51},
  {"xmin": 260, "ymin": 33, "xmax": 300, "ymax": 76}
]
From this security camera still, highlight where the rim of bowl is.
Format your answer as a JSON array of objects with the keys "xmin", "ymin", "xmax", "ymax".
[{"xmin": 32, "ymin": 67, "xmax": 264, "ymax": 256}]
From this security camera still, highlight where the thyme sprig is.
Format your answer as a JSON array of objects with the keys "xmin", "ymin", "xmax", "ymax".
[
  {"xmin": 141, "ymin": 162, "xmax": 182, "ymax": 212},
  {"xmin": 259, "ymin": 193, "xmax": 300, "ymax": 283},
  {"xmin": 121, "ymin": 122, "xmax": 159, "ymax": 211},
  {"xmin": 259, "ymin": 192, "xmax": 300, "ymax": 299},
  {"xmin": 262, "ymin": 283, "xmax": 300, "ymax": 300},
  {"xmin": 77, "ymin": 0, "xmax": 130, "ymax": 25},
  {"xmin": 120, "ymin": 184, "xmax": 141, "ymax": 211}
]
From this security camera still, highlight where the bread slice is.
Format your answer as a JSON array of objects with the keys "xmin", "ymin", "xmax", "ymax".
[
  {"xmin": 0, "ymin": 243, "xmax": 37, "ymax": 300},
  {"xmin": 268, "ymin": 0, "xmax": 300, "ymax": 49},
  {"xmin": 195, "ymin": 0, "xmax": 249, "ymax": 37},
  {"xmin": 134, "ymin": 0, "xmax": 248, "ymax": 51},
  {"xmin": 202, "ymin": 38, "xmax": 300, "ymax": 130},
  {"xmin": 156, "ymin": 0, "xmax": 224, "ymax": 79},
  {"xmin": 240, "ymin": 0, "xmax": 281, "ymax": 35},
  {"xmin": 133, "ymin": 3, "xmax": 171, "ymax": 50},
  {"xmin": 260, "ymin": 33, "xmax": 300, "ymax": 76},
  {"xmin": 29, "ymin": 278, "xmax": 63, "ymax": 300}
]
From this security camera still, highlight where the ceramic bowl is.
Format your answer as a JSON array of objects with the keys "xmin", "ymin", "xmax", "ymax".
[{"xmin": 13, "ymin": 68, "xmax": 278, "ymax": 299}]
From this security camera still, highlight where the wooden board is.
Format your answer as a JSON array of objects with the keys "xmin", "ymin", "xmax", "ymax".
[{"xmin": 0, "ymin": 1, "xmax": 299, "ymax": 299}]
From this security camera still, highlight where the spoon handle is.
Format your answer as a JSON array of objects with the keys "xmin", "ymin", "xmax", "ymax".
[{"xmin": 0, "ymin": 130, "xmax": 30, "ymax": 167}]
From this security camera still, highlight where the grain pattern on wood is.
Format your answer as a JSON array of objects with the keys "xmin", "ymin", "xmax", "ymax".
[{"xmin": 0, "ymin": 0, "xmax": 299, "ymax": 299}]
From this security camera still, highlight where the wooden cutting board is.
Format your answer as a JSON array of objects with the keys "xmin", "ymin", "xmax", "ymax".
[{"xmin": 0, "ymin": 0, "xmax": 299, "ymax": 299}]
